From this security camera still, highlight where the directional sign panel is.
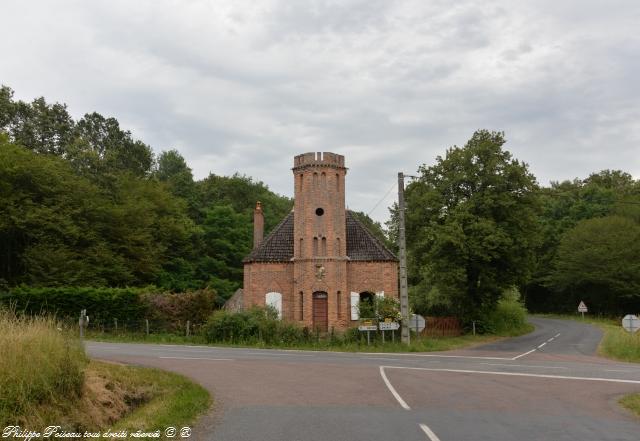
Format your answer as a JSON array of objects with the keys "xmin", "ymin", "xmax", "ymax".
[
  {"xmin": 379, "ymin": 322, "xmax": 400, "ymax": 331},
  {"xmin": 622, "ymin": 314, "xmax": 639, "ymax": 333}
]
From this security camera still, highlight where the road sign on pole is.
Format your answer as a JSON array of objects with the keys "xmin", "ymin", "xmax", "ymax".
[
  {"xmin": 408, "ymin": 314, "xmax": 426, "ymax": 333},
  {"xmin": 578, "ymin": 301, "xmax": 588, "ymax": 319},
  {"xmin": 622, "ymin": 314, "xmax": 639, "ymax": 333}
]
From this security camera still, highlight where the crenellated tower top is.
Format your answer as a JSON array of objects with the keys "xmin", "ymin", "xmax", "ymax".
[{"xmin": 293, "ymin": 152, "xmax": 346, "ymax": 170}]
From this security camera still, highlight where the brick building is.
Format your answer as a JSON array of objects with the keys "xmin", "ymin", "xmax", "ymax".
[{"xmin": 242, "ymin": 152, "xmax": 398, "ymax": 331}]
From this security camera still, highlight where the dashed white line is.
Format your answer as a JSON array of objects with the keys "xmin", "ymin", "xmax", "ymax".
[
  {"xmin": 158, "ymin": 356, "xmax": 233, "ymax": 361},
  {"xmin": 379, "ymin": 366, "xmax": 411, "ymax": 410},
  {"xmin": 419, "ymin": 423, "xmax": 442, "ymax": 441},
  {"xmin": 512, "ymin": 348, "xmax": 537, "ymax": 360},
  {"xmin": 511, "ymin": 332, "xmax": 561, "ymax": 360},
  {"xmin": 382, "ymin": 365, "xmax": 640, "ymax": 384}
]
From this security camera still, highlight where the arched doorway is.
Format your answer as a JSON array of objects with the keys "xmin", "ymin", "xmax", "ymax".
[
  {"xmin": 359, "ymin": 291, "xmax": 375, "ymax": 319},
  {"xmin": 312, "ymin": 291, "xmax": 328, "ymax": 332}
]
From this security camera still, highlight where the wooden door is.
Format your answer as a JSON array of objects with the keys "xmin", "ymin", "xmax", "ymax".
[{"xmin": 312, "ymin": 292, "xmax": 328, "ymax": 332}]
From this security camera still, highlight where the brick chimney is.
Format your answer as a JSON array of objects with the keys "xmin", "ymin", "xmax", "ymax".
[{"xmin": 253, "ymin": 201, "xmax": 264, "ymax": 248}]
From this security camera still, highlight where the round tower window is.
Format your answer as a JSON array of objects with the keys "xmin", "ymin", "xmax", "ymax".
[{"xmin": 315, "ymin": 208, "xmax": 324, "ymax": 216}]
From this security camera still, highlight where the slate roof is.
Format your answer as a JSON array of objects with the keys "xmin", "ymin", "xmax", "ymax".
[
  {"xmin": 243, "ymin": 212, "xmax": 294, "ymax": 262},
  {"xmin": 243, "ymin": 210, "xmax": 397, "ymax": 263},
  {"xmin": 344, "ymin": 211, "xmax": 397, "ymax": 261}
]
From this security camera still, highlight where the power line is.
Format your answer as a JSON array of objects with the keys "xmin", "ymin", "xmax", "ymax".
[{"xmin": 367, "ymin": 181, "xmax": 397, "ymax": 216}]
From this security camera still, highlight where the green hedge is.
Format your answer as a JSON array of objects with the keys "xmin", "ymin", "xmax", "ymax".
[
  {"xmin": 0, "ymin": 287, "xmax": 217, "ymax": 332},
  {"xmin": 0, "ymin": 287, "xmax": 147, "ymax": 321}
]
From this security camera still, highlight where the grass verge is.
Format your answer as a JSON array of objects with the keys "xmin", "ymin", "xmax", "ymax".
[
  {"xmin": 1, "ymin": 309, "xmax": 210, "ymax": 435},
  {"xmin": 98, "ymin": 360, "xmax": 210, "ymax": 434},
  {"xmin": 620, "ymin": 393, "xmax": 640, "ymax": 418},
  {"xmin": 85, "ymin": 328, "xmax": 531, "ymax": 353}
]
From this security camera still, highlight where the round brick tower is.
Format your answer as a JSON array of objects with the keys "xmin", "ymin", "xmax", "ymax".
[{"xmin": 292, "ymin": 152, "xmax": 349, "ymax": 331}]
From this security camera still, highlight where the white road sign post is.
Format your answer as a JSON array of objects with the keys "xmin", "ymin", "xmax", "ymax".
[
  {"xmin": 358, "ymin": 320, "xmax": 377, "ymax": 345},
  {"xmin": 379, "ymin": 321, "xmax": 400, "ymax": 343},
  {"xmin": 578, "ymin": 301, "xmax": 588, "ymax": 319},
  {"xmin": 622, "ymin": 315, "xmax": 639, "ymax": 333}
]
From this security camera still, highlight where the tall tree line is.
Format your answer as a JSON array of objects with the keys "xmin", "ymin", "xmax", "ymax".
[
  {"xmin": 391, "ymin": 130, "xmax": 640, "ymax": 319},
  {"xmin": 0, "ymin": 86, "xmax": 292, "ymax": 302}
]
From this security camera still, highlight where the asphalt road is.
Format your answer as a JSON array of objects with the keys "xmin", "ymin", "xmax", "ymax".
[{"xmin": 86, "ymin": 318, "xmax": 640, "ymax": 441}]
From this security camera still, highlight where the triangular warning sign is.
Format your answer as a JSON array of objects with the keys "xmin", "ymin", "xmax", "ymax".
[{"xmin": 578, "ymin": 301, "xmax": 588, "ymax": 313}]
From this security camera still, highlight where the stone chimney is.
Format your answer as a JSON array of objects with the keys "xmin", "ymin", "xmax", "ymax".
[{"xmin": 253, "ymin": 201, "xmax": 264, "ymax": 248}]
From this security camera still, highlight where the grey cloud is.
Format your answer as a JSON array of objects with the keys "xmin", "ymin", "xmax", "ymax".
[{"xmin": 1, "ymin": 0, "xmax": 638, "ymax": 222}]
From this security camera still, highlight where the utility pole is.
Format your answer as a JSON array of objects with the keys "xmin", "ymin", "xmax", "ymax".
[{"xmin": 398, "ymin": 172, "xmax": 410, "ymax": 345}]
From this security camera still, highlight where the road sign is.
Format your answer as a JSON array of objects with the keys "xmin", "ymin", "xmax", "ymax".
[
  {"xmin": 622, "ymin": 314, "xmax": 640, "ymax": 333},
  {"xmin": 379, "ymin": 322, "xmax": 400, "ymax": 331},
  {"xmin": 358, "ymin": 325, "xmax": 377, "ymax": 331},
  {"xmin": 408, "ymin": 314, "xmax": 426, "ymax": 333},
  {"xmin": 578, "ymin": 301, "xmax": 588, "ymax": 313}
]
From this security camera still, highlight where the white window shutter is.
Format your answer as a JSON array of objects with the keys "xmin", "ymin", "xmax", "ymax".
[
  {"xmin": 265, "ymin": 292, "xmax": 282, "ymax": 319},
  {"xmin": 376, "ymin": 291, "xmax": 385, "ymax": 298},
  {"xmin": 350, "ymin": 292, "xmax": 360, "ymax": 320}
]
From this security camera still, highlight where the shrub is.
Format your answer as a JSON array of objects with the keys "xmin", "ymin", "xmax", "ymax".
[
  {"xmin": 142, "ymin": 288, "xmax": 216, "ymax": 333},
  {"xmin": 480, "ymin": 297, "xmax": 529, "ymax": 335},
  {"xmin": 204, "ymin": 306, "xmax": 307, "ymax": 345}
]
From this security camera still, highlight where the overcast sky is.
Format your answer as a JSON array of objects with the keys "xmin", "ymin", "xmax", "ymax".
[{"xmin": 2, "ymin": 0, "xmax": 639, "ymax": 223}]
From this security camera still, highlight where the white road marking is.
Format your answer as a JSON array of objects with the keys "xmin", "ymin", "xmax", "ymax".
[
  {"xmin": 379, "ymin": 366, "xmax": 411, "ymax": 410},
  {"xmin": 604, "ymin": 369, "xmax": 640, "ymax": 373},
  {"xmin": 152, "ymin": 348, "xmax": 315, "ymax": 357},
  {"xmin": 511, "ymin": 332, "xmax": 561, "ymax": 360},
  {"xmin": 382, "ymin": 365, "xmax": 640, "ymax": 384},
  {"xmin": 243, "ymin": 352, "xmax": 315, "ymax": 357},
  {"xmin": 480, "ymin": 362, "xmax": 568, "ymax": 370},
  {"xmin": 419, "ymin": 423, "xmax": 442, "ymax": 441},
  {"xmin": 153, "ymin": 348, "xmax": 220, "ymax": 353},
  {"xmin": 364, "ymin": 357, "xmax": 426, "ymax": 362},
  {"xmin": 512, "ymin": 348, "xmax": 536, "ymax": 360},
  {"xmin": 368, "ymin": 353, "xmax": 514, "ymax": 361},
  {"xmin": 159, "ymin": 356, "xmax": 233, "ymax": 361}
]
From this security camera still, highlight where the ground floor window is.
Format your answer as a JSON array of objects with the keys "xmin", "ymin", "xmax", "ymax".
[{"xmin": 265, "ymin": 292, "xmax": 282, "ymax": 319}]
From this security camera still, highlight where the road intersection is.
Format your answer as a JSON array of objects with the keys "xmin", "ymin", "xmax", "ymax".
[{"xmin": 87, "ymin": 318, "xmax": 640, "ymax": 441}]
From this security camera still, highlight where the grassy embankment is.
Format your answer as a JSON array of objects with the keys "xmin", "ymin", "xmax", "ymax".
[
  {"xmin": 537, "ymin": 313, "xmax": 640, "ymax": 417},
  {"xmin": 0, "ymin": 309, "xmax": 210, "ymax": 436},
  {"xmin": 85, "ymin": 314, "xmax": 533, "ymax": 353},
  {"xmin": 86, "ymin": 329, "xmax": 503, "ymax": 352}
]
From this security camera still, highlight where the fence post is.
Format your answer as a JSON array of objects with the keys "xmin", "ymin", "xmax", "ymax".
[
  {"xmin": 79, "ymin": 309, "xmax": 86, "ymax": 339},
  {"xmin": 145, "ymin": 319, "xmax": 149, "ymax": 336},
  {"xmin": 472, "ymin": 321, "xmax": 476, "ymax": 336},
  {"xmin": 114, "ymin": 318, "xmax": 118, "ymax": 332},
  {"xmin": 186, "ymin": 320, "xmax": 190, "ymax": 337}
]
